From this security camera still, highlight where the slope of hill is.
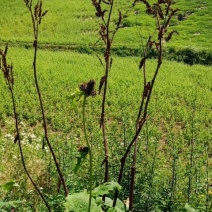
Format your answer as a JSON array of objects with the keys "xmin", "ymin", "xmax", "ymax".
[{"xmin": 0, "ymin": 0, "xmax": 211, "ymax": 63}]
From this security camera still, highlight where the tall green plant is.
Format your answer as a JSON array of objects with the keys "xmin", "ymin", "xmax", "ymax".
[{"xmin": 80, "ymin": 80, "xmax": 96, "ymax": 212}]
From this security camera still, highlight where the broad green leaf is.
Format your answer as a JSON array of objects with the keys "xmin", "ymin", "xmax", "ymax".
[
  {"xmin": 74, "ymin": 147, "xmax": 89, "ymax": 173},
  {"xmin": 104, "ymin": 197, "xmax": 126, "ymax": 212},
  {"xmin": 0, "ymin": 181, "xmax": 19, "ymax": 192},
  {"xmin": 107, "ymin": 208, "xmax": 117, "ymax": 212},
  {"xmin": 0, "ymin": 200, "xmax": 22, "ymax": 210},
  {"xmin": 64, "ymin": 191, "xmax": 103, "ymax": 212},
  {"xmin": 92, "ymin": 182, "xmax": 121, "ymax": 197},
  {"xmin": 70, "ymin": 88, "xmax": 84, "ymax": 103},
  {"xmin": 184, "ymin": 203, "xmax": 198, "ymax": 212}
]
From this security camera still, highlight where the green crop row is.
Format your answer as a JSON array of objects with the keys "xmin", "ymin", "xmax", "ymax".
[
  {"xmin": 0, "ymin": 0, "xmax": 212, "ymax": 64},
  {"xmin": 0, "ymin": 0, "xmax": 212, "ymax": 211},
  {"xmin": 0, "ymin": 46, "xmax": 211, "ymax": 210}
]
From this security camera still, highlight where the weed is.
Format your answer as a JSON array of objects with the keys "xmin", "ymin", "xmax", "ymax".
[{"xmin": 0, "ymin": 0, "xmax": 211, "ymax": 211}]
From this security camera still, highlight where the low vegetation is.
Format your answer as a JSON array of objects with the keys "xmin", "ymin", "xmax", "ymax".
[
  {"xmin": 0, "ymin": 0, "xmax": 211, "ymax": 211},
  {"xmin": 0, "ymin": 0, "xmax": 212, "ymax": 64},
  {"xmin": 1, "ymin": 47, "xmax": 211, "ymax": 211}
]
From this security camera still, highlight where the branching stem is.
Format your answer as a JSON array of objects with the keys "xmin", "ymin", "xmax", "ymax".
[
  {"xmin": 27, "ymin": 2, "xmax": 68, "ymax": 197},
  {"xmin": 113, "ymin": 1, "xmax": 177, "ymax": 208},
  {"xmin": 100, "ymin": 0, "xmax": 114, "ymax": 185},
  {"xmin": 0, "ymin": 46, "xmax": 51, "ymax": 211}
]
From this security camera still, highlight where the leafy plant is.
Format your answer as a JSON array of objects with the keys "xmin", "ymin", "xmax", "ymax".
[
  {"xmin": 0, "ymin": 200, "xmax": 22, "ymax": 212},
  {"xmin": 64, "ymin": 191, "xmax": 102, "ymax": 212},
  {"xmin": 0, "ymin": 181, "xmax": 19, "ymax": 192},
  {"xmin": 0, "ymin": 181, "xmax": 22, "ymax": 211},
  {"xmin": 1, "ymin": 0, "xmax": 211, "ymax": 211},
  {"xmin": 184, "ymin": 203, "xmax": 197, "ymax": 212},
  {"xmin": 64, "ymin": 182, "xmax": 126, "ymax": 212}
]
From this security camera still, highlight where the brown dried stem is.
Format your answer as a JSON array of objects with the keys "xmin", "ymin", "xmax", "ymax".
[
  {"xmin": 100, "ymin": 0, "xmax": 114, "ymax": 185},
  {"xmin": 24, "ymin": 0, "xmax": 68, "ymax": 197},
  {"xmin": 92, "ymin": 0, "xmax": 122, "ymax": 186},
  {"xmin": 113, "ymin": 0, "xmax": 178, "ymax": 209},
  {"xmin": 0, "ymin": 46, "xmax": 51, "ymax": 211}
]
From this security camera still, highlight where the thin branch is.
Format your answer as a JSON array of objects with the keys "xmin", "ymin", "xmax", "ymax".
[
  {"xmin": 113, "ymin": 1, "xmax": 178, "ymax": 209},
  {"xmin": 25, "ymin": 1, "xmax": 68, "ymax": 196},
  {"xmin": 97, "ymin": 0, "xmax": 115, "ymax": 186},
  {"xmin": 0, "ymin": 46, "xmax": 51, "ymax": 211}
]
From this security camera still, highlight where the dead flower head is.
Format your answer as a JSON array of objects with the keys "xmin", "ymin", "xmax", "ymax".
[{"xmin": 79, "ymin": 80, "xmax": 96, "ymax": 97}]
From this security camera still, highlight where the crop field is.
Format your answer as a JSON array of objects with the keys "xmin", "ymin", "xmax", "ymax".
[
  {"xmin": 1, "ymin": 0, "xmax": 212, "ymax": 51},
  {"xmin": 0, "ymin": 0, "xmax": 212, "ymax": 212}
]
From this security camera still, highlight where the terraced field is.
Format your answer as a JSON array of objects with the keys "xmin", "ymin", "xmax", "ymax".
[{"xmin": 0, "ymin": 0, "xmax": 211, "ymax": 211}]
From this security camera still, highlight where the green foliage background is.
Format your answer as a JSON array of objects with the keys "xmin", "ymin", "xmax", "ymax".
[
  {"xmin": 0, "ymin": 0, "xmax": 212, "ymax": 51},
  {"xmin": 0, "ymin": 0, "xmax": 211, "ymax": 211}
]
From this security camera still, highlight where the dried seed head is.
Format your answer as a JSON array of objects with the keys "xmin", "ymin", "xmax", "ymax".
[
  {"xmin": 165, "ymin": 30, "xmax": 178, "ymax": 42},
  {"xmin": 24, "ymin": 0, "xmax": 32, "ymax": 8},
  {"xmin": 99, "ymin": 75, "xmax": 106, "ymax": 94},
  {"xmin": 0, "ymin": 46, "xmax": 14, "ymax": 86},
  {"xmin": 79, "ymin": 80, "xmax": 96, "ymax": 97},
  {"xmin": 78, "ymin": 146, "xmax": 89, "ymax": 153},
  {"xmin": 92, "ymin": 0, "xmax": 107, "ymax": 18}
]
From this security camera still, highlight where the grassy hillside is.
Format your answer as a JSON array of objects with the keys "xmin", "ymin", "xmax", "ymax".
[
  {"xmin": 0, "ymin": 0, "xmax": 212, "ymax": 211},
  {"xmin": 0, "ymin": 0, "xmax": 212, "ymax": 54},
  {"xmin": 0, "ymin": 47, "xmax": 211, "ymax": 211},
  {"xmin": 0, "ymin": 46, "xmax": 211, "ymax": 133}
]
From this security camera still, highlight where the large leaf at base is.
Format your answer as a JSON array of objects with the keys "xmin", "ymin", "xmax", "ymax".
[
  {"xmin": 0, "ymin": 181, "xmax": 19, "ymax": 192},
  {"xmin": 184, "ymin": 203, "xmax": 198, "ymax": 212},
  {"xmin": 92, "ymin": 182, "xmax": 121, "ymax": 197},
  {"xmin": 104, "ymin": 197, "xmax": 126, "ymax": 212},
  {"xmin": 64, "ymin": 191, "xmax": 103, "ymax": 212},
  {"xmin": 0, "ymin": 200, "xmax": 22, "ymax": 210}
]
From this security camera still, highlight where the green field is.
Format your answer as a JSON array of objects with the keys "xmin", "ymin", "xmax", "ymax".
[
  {"xmin": 0, "ymin": 0, "xmax": 212, "ymax": 51},
  {"xmin": 0, "ymin": 0, "xmax": 212, "ymax": 211}
]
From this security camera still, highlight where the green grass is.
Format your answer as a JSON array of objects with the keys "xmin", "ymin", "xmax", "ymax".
[
  {"xmin": 0, "ymin": 0, "xmax": 212, "ymax": 52},
  {"xmin": 0, "ymin": 0, "xmax": 212, "ymax": 210},
  {"xmin": 0, "ymin": 46, "xmax": 211, "ymax": 210},
  {"xmin": 1, "ymin": 46, "xmax": 211, "ymax": 131}
]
